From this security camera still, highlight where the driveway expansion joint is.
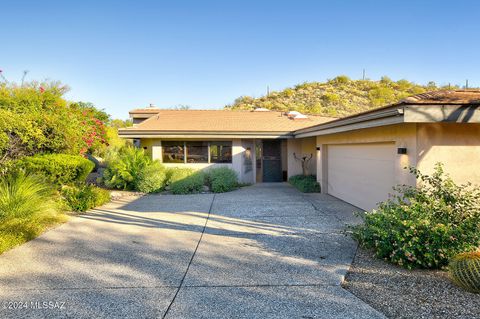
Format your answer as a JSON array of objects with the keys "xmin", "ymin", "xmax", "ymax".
[{"xmin": 161, "ymin": 194, "xmax": 216, "ymax": 319}]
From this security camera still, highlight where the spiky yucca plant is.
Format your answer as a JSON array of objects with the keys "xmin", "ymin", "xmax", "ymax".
[{"xmin": 449, "ymin": 251, "xmax": 480, "ymax": 293}]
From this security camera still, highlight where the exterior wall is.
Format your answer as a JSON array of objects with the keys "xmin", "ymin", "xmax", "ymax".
[
  {"xmin": 287, "ymin": 137, "xmax": 317, "ymax": 178},
  {"xmin": 315, "ymin": 123, "xmax": 418, "ymax": 192},
  {"xmin": 139, "ymin": 138, "xmax": 255, "ymax": 184},
  {"xmin": 416, "ymin": 123, "xmax": 480, "ymax": 185}
]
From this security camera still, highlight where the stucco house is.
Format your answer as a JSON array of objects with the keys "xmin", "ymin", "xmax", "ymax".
[{"xmin": 119, "ymin": 90, "xmax": 480, "ymax": 211}]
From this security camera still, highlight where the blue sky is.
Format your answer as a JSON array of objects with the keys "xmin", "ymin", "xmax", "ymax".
[{"xmin": 2, "ymin": 0, "xmax": 479, "ymax": 119}]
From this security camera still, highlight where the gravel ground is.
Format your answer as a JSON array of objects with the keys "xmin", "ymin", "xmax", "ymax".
[{"xmin": 342, "ymin": 248, "xmax": 480, "ymax": 319}]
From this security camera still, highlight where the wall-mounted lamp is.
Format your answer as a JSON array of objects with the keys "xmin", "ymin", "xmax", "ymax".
[
  {"xmin": 316, "ymin": 147, "xmax": 321, "ymax": 151},
  {"xmin": 397, "ymin": 147, "xmax": 407, "ymax": 155}
]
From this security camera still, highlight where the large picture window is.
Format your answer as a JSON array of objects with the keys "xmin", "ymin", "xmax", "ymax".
[
  {"xmin": 186, "ymin": 142, "xmax": 209, "ymax": 163},
  {"xmin": 162, "ymin": 141, "xmax": 232, "ymax": 164},
  {"xmin": 162, "ymin": 141, "xmax": 185, "ymax": 163},
  {"xmin": 210, "ymin": 141, "xmax": 232, "ymax": 163}
]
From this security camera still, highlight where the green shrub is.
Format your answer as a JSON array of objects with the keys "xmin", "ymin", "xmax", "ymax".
[
  {"xmin": 102, "ymin": 146, "xmax": 151, "ymax": 190},
  {"xmin": 169, "ymin": 169, "xmax": 205, "ymax": 194},
  {"xmin": 288, "ymin": 175, "xmax": 320, "ymax": 193},
  {"xmin": 166, "ymin": 167, "xmax": 196, "ymax": 185},
  {"xmin": 136, "ymin": 161, "xmax": 167, "ymax": 193},
  {"xmin": 352, "ymin": 163, "xmax": 480, "ymax": 269},
  {"xmin": 61, "ymin": 184, "xmax": 111, "ymax": 212},
  {"xmin": 15, "ymin": 154, "xmax": 94, "ymax": 185},
  {"xmin": 206, "ymin": 167, "xmax": 238, "ymax": 193},
  {"xmin": 449, "ymin": 251, "xmax": 480, "ymax": 293}
]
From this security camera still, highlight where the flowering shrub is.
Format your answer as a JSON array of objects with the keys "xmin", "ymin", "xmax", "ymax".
[
  {"xmin": 0, "ymin": 82, "xmax": 109, "ymax": 163},
  {"xmin": 352, "ymin": 163, "xmax": 480, "ymax": 269},
  {"xmin": 73, "ymin": 104, "xmax": 109, "ymax": 156}
]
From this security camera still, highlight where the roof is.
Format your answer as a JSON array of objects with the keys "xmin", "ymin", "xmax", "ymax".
[
  {"xmin": 129, "ymin": 108, "xmax": 161, "ymax": 115},
  {"xmin": 119, "ymin": 109, "xmax": 334, "ymax": 138},
  {"xmin": 295, "ymin": 90, "xmax": 480, "ymax": 138},
  {"xmin": 401, "ymin": 90, "xmax": 480, "ymax": 105}
]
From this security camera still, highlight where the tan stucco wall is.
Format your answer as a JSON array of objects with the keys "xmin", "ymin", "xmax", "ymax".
[
  {"xmin": 416, "ymin": 123, "xmax": 480, "ymax": 185},
  {"xmin": 287, "ymin": 137, "xmax": 317, "ymax": 177},
  {"xmin": 315, "ymin": 123, "xmax": 418, "ymax": 192}
]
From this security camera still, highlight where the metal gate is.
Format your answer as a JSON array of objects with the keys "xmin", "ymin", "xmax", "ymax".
[{"xmin": 262, "ymin": 140, "xmax": 282, "ymax": 182}]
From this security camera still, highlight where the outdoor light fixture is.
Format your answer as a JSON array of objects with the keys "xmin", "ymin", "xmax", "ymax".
[
  {"xmin": 316, "ymin": 147, "xmax": 321, "ymax": 151},
  {"xmin": 397, "ymin": 147, "xmax": 407, "ymax": 155}
]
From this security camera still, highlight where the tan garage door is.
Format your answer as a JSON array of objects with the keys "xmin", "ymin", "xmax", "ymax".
[{"xmin": 327, "ymin": 143, "xmax": 395, "ymax": 211}]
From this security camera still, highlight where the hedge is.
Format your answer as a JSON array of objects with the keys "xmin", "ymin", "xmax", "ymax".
[{"xmin": 16, "ymin": 154, "xmax": 94, "ymax": 185}]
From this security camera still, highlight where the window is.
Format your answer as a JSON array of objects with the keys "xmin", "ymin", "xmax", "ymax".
[
  {"xmin": 186, "ymin": 141, "xmax": 208, "ymax": 163},
  {"xmin": 161, "ymin": 141, "xmax": 233, "ymax": 164},
  {"xmin": 210, "ymin": 141, "xmax": 232, "ymax": 163},
  {"xmin": 162, "ymin": 141, "xmax": 185, "ymax": 163}
]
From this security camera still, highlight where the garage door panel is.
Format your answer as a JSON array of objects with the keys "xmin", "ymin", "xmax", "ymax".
[{"xmin": 327, "ymin": 143, "xmax": 395, "ymax": 211}]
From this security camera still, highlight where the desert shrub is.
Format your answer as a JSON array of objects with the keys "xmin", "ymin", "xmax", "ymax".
[
  {"xmin": 169, "ymin": 169, "xmax": 205, "ymax": 194},
  {"xmin": 352, "ymin": 163, "xmax": 480, "ymax": 269},
  {"xmin": 61, "ymin": 184, "xmax": 111, "ymax": 212},
  {"xmin": 102, "ymin": 146, "xmax": 151, "ymax": 190},
  {"xmin": 136, "ymin": 161, "xmax": 167, "ymax": 193},
  {"xmin": 288, "ymin": 175, "xmax": 320, "ymax": 193},
  {"xmin": 206, "ymin": 167, "xmax": 238, "ymax": 193},
  {"xmin": 15, "ymin": 154, "xmax": 94, "ymax": 185},
  {"xmin": 166, "ymin": 167, "xmax": 196, "ymax": 184},
  {"xmin": 0, "ymin": 172, "xmax": 59, "ymax": 220}
]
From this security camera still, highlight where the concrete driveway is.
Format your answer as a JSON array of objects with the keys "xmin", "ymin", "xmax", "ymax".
[{"xmin": 0, "ymin": 183, "xmax": 385, "ymax": 319}]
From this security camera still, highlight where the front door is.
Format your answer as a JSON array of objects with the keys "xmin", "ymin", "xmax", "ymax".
[{"xmin": 262, "ymin": 140, "xmax": 282, "ymax": 182}]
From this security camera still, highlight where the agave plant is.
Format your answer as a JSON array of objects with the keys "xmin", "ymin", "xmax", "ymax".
[{"xmin": 0, "ymin": 173, "xmax": 58, "ymax": 220}]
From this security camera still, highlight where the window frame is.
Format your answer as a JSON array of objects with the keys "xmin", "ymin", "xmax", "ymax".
[{"xmin": 161, "ymin": 141, "xmax": 233, "ymax": 164}]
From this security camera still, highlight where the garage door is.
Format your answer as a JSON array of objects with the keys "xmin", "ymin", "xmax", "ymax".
[{"xmin": 327, "ymin": 143, "xmax": 395, "ymax": 211}]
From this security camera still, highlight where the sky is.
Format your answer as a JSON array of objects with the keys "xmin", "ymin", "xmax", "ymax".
[{"xmin": 2, "ymin": 0, "xmax": 479, "ymax": 119}]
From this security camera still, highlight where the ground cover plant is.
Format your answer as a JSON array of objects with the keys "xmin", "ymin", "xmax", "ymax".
[
  {"xmin": 352, "ymin": 163, "xmax": 480, "ymax": 269},
  {"xmin": 61, "ymin": 184, "xmax": 111, "ymax": 212}
]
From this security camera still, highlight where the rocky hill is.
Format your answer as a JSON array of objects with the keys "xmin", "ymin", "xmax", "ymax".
[{"xmin": 226, "ymin": 76, "xmax": 459, "ymax": 117}]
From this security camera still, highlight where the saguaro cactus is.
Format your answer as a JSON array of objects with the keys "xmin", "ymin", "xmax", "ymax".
[{"xmin": 449, "ymin": 251, "xmax": 480, "ymax": 293}]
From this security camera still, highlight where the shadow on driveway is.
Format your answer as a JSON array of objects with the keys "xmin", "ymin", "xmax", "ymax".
[{"xmin": 0, "ymin": 183, "xmax": 384, "ymax": 319}]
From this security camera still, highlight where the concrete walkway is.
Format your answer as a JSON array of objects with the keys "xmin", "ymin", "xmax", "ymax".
[{"xmin": 0, "ymin": 183, "xmax": 385, "ymax": 319}]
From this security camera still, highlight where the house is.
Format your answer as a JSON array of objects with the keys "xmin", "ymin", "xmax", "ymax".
[
  {"xmin": 119, "ymin": 108, "xmax": 333, "ymax": 184},
  {"xmin": 119, "ymin": 90, "xmax": 480, "ymax": 211}
]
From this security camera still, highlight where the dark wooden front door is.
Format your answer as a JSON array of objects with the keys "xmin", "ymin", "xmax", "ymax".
[{"xmin": 262, "ymin": 140, "xmax": 282, "ymax": 182}]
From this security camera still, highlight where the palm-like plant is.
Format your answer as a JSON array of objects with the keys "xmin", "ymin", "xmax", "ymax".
[{"xmin": 102, "ymin": 146, "xmax": 151, "ymax": 190}]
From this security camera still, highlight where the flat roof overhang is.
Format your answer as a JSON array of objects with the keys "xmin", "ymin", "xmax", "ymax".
[{"xmin": 294, "ymin": 104, "xmax": 480, "ymax": 138}]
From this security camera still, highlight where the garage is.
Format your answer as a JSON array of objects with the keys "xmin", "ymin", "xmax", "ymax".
[{"xmin": 327, "ymin": 143, "xmax": 395, "ymax": 211}]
